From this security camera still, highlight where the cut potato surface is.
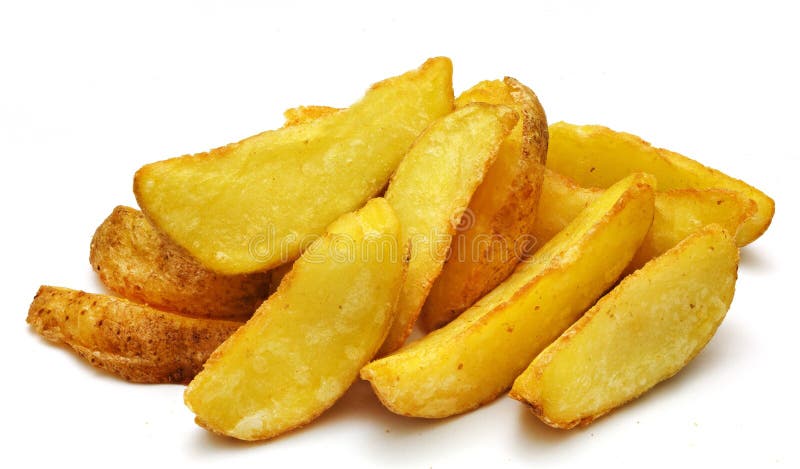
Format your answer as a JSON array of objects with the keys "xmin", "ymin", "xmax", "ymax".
[
  {"xmin": 361, "ymin": 174, "xmax": 654, "ymax": 418},
  {"xmin": 27, "ymin": 286, "xmax": 242, "ymax": 384},
  {"xmin": 420, "ymin": 78, "xmax": 548, "ymax": 332},
  {"xmin": 378, "ymin": 103, "xmax": 518, "ymax": 355},
  {"xmin": 135, "ymin": 57, "xmax": 454, "ymax": 274},
  {"xmin": 91, "ymin": 206, "xmax": 269, "ymax": 320},
  {"xmin": 547, "ymin": 122, "xmax": 774, "ymax": 245},
  {"xmin": 184, "ymin": 198, "xmax": 406, "ymax": 441},
  {"xmin": 510, "ymin": 225, "xmax": 739, "ymax": 428}
]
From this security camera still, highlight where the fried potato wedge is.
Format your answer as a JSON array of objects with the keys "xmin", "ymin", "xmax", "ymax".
[
  {"xmin": 378, "ymin": 103, "xmax": 518, "ymax": 355},
  {"xmin": 547, "ymin": 122, "xmax": 774, "ymax": 245},
  {"xmin": 27, "ymin": 286, "xmax": 241, "ymax": 384},
  {"xmin": 420, "ymin": 78, "xmax": 548, "ymax": 332},
  {"xmin": 91, "ymin": 206, "xmax": 269, "ymax": 320},
  {"xmin": 184, "ymin": 198, "xmax": 406, "ymax": 441},
  {"xmin": 135, "ymin": 57, "xmax": 454, "ymax": 274},
  {"xmin": 535, "ymin": 169, "xmax": 755, "ymax": 272},
  {"xmin": 361, "ymin": 174, "xmax": 655, "ymax": 418},
  {"xmin": 510, "ymin": 225, "xmax": 738, "ymax": 428}
]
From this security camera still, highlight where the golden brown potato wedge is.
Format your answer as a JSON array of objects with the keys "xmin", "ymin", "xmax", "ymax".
[
  {"xmin": 135, "ymin": 57, "xmax": 454, "ymax": 274},
  {"xmin": 360, "ymin": 174, "xmax": 654, "ymax": 418},
  {"xmin": 547, "ymin": 122, "xmax": 774, "ymax": 245},
  {"xmin": 535, "ymin": 169, "xmax": 756, "ymax": 272},
  {"xmin": 510, "ymin": 225, "xmax": 739, "ymax": 428},
  {"xmin": 184, "ymin": 198, "xmax": 406, "ymax": 441},
  {"xmin": 420, "ymin": 78, "xmax": 548, "ymax": 332},
  {"xmin": 378, "ymin": 103, "xmax": 518, "ymax": 355},
  {"xmin": 91, "ymin": 206, "xmax": 269, "ymax": 320},
  {"xmin": 27, "ymin": 286, "xmax": 242, "ymax": 384}
]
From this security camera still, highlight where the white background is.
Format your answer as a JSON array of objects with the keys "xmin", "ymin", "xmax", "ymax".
[{"xmin": 1, "ymin": 1, "xmax": 797, "ymax": 467}]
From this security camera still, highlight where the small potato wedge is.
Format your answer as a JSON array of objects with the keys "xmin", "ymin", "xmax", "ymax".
[
  {"xmin": 535, "ymin": 169, "xmax": 756, "ymax": 272},
  {"xmin": 91, "ymin": 206, "xmax": 269, "ymax": 320},
  {"xmin": 420, "ymin": 78, "xmax": 548, "ymax": 332},
  {"xmin": 361, "ymin": 174, "xmax": 654, "ymax": 418},
  {"xmin": 27, "ymin": 286, "xmax": 242, "ymax": 384},
  {"xmin": 379, "ymin": 103, "xmax": 518, "ymax": 355},
  {"xmin": 135, "ymin": 57, "xmax": 454, "ymax": 274},
  {"xmin": 282, "ymin": 105, "xmax": 340, "ymax": 127},
  {"xmin": 510, "ymin": 225, "xmax": 739, "ymax": 428},
  {"xmin": 547, "ymin": 122, "xmax": 774, "ymax": 245},
  {"xmin": 184, "ymin": 198, "xmax": 406, "ymax": 441}
]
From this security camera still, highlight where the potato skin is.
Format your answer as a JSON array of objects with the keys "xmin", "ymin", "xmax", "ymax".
[
  {"xmin": 27, "ymin": 286, "xmax": 242, "ymax": 384},
  {"xmin": 90, "ymin": 206, "xmax": 270, "ymax": 320}
]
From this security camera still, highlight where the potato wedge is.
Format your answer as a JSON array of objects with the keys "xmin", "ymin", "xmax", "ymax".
[
  {"xmin": 91, "ymin": 206, "xmax": 269, "ymax": 320},
  {"xmin": 282, "ymin": 105, "xmax": 340, "ymax": 127},
  {"xmin": 135, "ymin": 57, "xmax": 454, "ymax": 274},
  {"xmin": 361, "ymin": 174, "xmax": 655, "ymax": 418},
  {"xmin": 510, "ymin": 225, "xmax": 739, "ymax": 428},
  {"xmin": 535, "ymin": 169, "xmax": 756, "ymax": 272},
  {"xmin": 27, "ymin": 286, "xmax": 242, "ymax": 384},
  {"xmin": 420, "ymin": 78, "xmax": 548, "ymax": 331},
  {"xmin": 547, "ymin": 122, "xmax": 774, "ymax": 245},
  {"xmin": 378, "ymin": 103, "xmax": 518, "ymax": 355},
  {"xmin": 184, "ymin": 198, "xmax": 406, "ymax": 441}
]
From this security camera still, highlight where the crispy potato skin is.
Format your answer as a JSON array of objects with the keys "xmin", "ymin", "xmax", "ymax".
[
  {"xmin": 360, "ymin": 174, "xmax": 655, "ymax": 418},
  {"xmin": 91, "ymin": 206, "xmax": 269, "ymax": 320},
  {"xmin": 420, "ymin": 78, "xmax": 548, "ymax": 331},
  {"xmin": 27, "ymin": 286, "xmax": 242, "ymax": 384},
  {"xmin": 510, "ymin": 225, "xmax": 739, "ymax": 428},
  {"xmin": 547, "ymin": 122, "xmax": 774, "ymax": 245}
]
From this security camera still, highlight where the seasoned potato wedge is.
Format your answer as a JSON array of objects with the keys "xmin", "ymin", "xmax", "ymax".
[
  {"xmin": 27, "ymin": 286, "xmax": 241, "ymax": 384},
  {"xmin": 510, "ymin": 225, "xmax": 739, "ymax": 428},
  {"xmin": 135, "ymin": 57, "xmax": 454, "ymax": 274},
  {"xmin": 361, "ymin": 174, "xmax": 654, "ymax": 418},
  {"xmin": 91, "ymin": 206, "xmax": 269, "ymax": 320},
  {"xmin": 547, "ymin": 122, "xmax": 774, "ymax": 245},
  {"xmin": 535, "ymin": 169, "xmax": 755, "ymax": 272},
  {"xmin": 378, "ymin": 103, "xmax": 518, "ymax": 355},
  {"xmin": 184, "ymin": 198, "xmax": 406, "ymax": 441},
  {"xmin": 420, "ymin": 78, "xmax": 548, "ymax": 332}
]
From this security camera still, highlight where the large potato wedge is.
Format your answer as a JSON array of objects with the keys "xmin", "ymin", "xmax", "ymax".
[
  {"xmin": 536, "ymin": 169, "xmax": 755, "ymax": 272},
  {"xmin": 420, "ymin": 78, "xmax": 548, "ymax": 332},
  {"xmin": 378, "ymin": 103, "xmax": 518, "ymax": 355},
  {"xmin": 547, "ymin": 122, "xmax": 774, "ymax": 245},
  {"xmin": 135, "ymin": 57, "xmax": 454, "ymax": 274},
  {"xmin": 360, "ymin": 174, "xmax": 655, "ymax": 418},
  {"xmin": 510, "ymin": 225, "xmax": 738, "ymax": 428},
  {"xmin": 184, "ymin": 198, "xmax": 406, "ymax": 441},
  {"xmin": 27, "ymin": 286, "xmax": 241, "ymax": 384},
  {"xmin": 91, "ymin": 206, "xmax": 269, "ymax": 320}
]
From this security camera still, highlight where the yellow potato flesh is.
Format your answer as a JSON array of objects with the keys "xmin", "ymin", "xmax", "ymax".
[
  {"xmin": 546, "ymin": 122, "xmax": 774, "ymax": 245},
  {"xmin": 420, "ymin": 78, "xmax": 548, "ymax": 332},
  {"xmin": 135, "ymin": 58, "xmax": 454, "ymax": 274},
  {"xmin": 510, "ymin": 225, "xmax": 738, "ymax": 428},
  {"xmin": 535, "ymin": 169, "xmax": 755, "ymax": 272},
  {"xmin": 184, "ymin": 198, "xmax": 405, "ymax": 440},
  {"xmin": 377, "ymin": 103, "xmax": 518, "ymax": 355},
  {"xmin": 361, "ymin": 174, "xmax": 655, "ymax": 418}
]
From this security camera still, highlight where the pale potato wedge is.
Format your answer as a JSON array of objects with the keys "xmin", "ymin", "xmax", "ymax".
[
  {"xmin": 420, "ymin": 78, "xmax": 548, "ymax": 332},
  {"xmin": 361, "ymin": 174, "xmax": 654, "ymax": 418},
  {"xmin": 510, "ymin": 225, "xmax": 739, "ymax": 428},
  {"xmin": 535, "ymin": 169, "xmax": 756, "ymax": 272},
  {"xmin": 378, "ymin": 103, "xmax": 518, "ymax": 355},
  {"xmin": 91, "ymin": 206, "xmax": 269, "ymax": 320},
  {"xmin": 184, "ymin": 198, "xmax": 406, "ymax": 441},
  {"xmin": 135, "ymin": 57, "xmax": 454, "ymax": 274},
  {"xmin": 27, "ymin": 286, "xmax": 242, "ymax": 384},
  {"xmin": 547, "ymin": 122, "xmax": 774, "ymax": 245}
]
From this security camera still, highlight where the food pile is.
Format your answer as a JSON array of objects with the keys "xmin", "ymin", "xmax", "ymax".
[{"xmin": 27, "ymin": 57, "xmax": 774, "ymax": 440}]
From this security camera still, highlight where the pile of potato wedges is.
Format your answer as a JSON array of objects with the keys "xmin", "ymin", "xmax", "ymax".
[{"xmin": 27, "ymin": 57, "xmax": 774, "ymax": 441}]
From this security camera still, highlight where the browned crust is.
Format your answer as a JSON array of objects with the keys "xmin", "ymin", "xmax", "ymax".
[
  {"xmin": 90, "ymin": 206, "xmax": 269, "ymax": 320},
  {"xmin": 27, "ymin": 286, "xmax": 242, "ymax": 384}
]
